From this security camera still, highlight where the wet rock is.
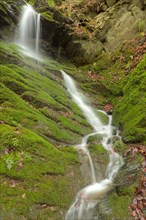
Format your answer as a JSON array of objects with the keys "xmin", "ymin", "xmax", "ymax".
[
  {"xmin": 103, "ymin": 104, "xmax": 114, "ymax": 115},
  {"xmin": 0, "ymin": 0, "xmax": 23, "ymax": 40},
  {"xmin": 0, "ymin": 0, "xmax": 23, "ymax": 26}
]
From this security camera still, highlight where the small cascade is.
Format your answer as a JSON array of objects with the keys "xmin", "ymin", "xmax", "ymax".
[
  {"xmin": 17, "ymin": 4, "xmax": 41, "ymax": 60},
  {"xmin": 61, "ymin": 70, "xmax": 124, "ymax": 220}
]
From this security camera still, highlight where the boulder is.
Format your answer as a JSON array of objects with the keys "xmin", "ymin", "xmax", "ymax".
[
  {"xmin": 104, "ymin": 6, "xmax": 146, "ymax": 52},
  {"xmin": 66, "ymin": 40, "xmax": 103, "ymax": 65}
]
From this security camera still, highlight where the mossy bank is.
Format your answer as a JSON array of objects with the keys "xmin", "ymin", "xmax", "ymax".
[{"xmin": 0, "ymin": 42, "xmax": 92, "ymax": 219}]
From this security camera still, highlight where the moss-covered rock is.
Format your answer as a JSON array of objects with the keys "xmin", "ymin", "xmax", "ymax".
[
  {"xmin": 66, "ymin": 40, "xmax": 103, "ymax": 65},
  {"xmin": 113, "ymin": 55, "xmax": 146, "ymax": 143}
]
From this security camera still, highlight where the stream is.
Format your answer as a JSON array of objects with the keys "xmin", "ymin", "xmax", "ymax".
[
  {"xmin": 62, "ymin": 70, "xmax": 124, "ymax": 220},
  {"xmin": 15, "ymin": 4, "xmax": 124, "ymax": 220}
]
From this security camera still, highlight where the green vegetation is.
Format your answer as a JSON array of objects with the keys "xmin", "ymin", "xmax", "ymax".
[
  {"xmin": 108, "ymin": 151, "xmax": 142, "ymax": 220},
  {"xmin": 109, "ymin": 193, "xmax": 132, "ymax": 219},
  {"xmin": 137, "ymin": 19, "xmax": 145, "ymax": 32},
  {"xmin": 27, "ymin": 0, "xmax": 35, "ymax": 6},
  {"xmin": 0, "ymin": 4, "xmax": 146, "ymax": 216},
  {"xmin": 47, "ymin": 0, "xmax": 55, "ymax": 7},
  {"xmin": 0, "ymin": 36, "xmax": 145, "ymax": 217},
  {"xmin": 79, "ymin": 44, "xmax": 146, "ymax": 144},
  {"xmin": 0, "ymin": 125, "xmax": 80, "ymax": 219},
  {"xmin": 1, "ymin": 35, "xmax": 145, "ymax": 219},
  {"xmin": 0, "ymin": 42, "xmax": 93, "ymax": 144},
  {"xmin": 113, "ymin": 55, "xmax": 146, "ymax": 143},
  {"xmin": 41, "ymin": 11, "xmax": 54, "ymax": 21},
  {"xmin": 0, "ymin": 42, "xmax": 92, "ymax": 219}
]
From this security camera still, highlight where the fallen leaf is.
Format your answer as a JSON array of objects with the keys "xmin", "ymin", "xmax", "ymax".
[{"xmin": 22, "ymin": 193, "xmax": 26, "ymax": 199}]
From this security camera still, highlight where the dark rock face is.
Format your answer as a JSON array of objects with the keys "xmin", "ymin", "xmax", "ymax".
[
  {"xmin": 0, "ymin": 0, "xmax": 24, "ymax": 40},
  {"xmin": 40, "ymin": 0, "xmax": 146, "ymax": 65}
]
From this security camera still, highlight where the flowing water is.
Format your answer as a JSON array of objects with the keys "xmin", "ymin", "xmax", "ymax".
[
  {"xmin": 14, "ymin": 5, "xmax": 124, "ymax": 218},
  {"xmin": 61, "ymin": 70, "xmax": 124, "ymax": 220},
  {"xmin": 17, "ymin": 4, "xmax": 41, "ymax": 60}
]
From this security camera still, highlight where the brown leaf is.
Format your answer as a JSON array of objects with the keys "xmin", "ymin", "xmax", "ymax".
[
  {"xmin": 137, "ymin": 200, "xmax": 143, "ymax": 209},
  {"xmin": 133, "ymin": 198, "xmax": 138, "ymax": 205},
  {"xmin": 132, "ymin": 210, "xmax": 136, "ymax": 217},
  {"xmin": 130, "ymin": 204, "xmax": 136, "ymax": 210}
]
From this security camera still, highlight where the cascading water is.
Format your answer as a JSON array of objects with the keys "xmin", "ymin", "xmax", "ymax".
[
  {"xmin": 61, "ymin": 70, "xmax": 124, "ymax": 220},
  {"xmin": 17, "ymin": 4, "xmax": 41, "ymax": 60}
]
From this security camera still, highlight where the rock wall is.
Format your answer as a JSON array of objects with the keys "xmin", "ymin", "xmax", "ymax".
[
  {"xmin": 40, "ymin": 0, "xmax": 146, "ymax": 65},
  {"xmin": 1, "ymin": 0, "xmax": 146, "ymax": 65},
  {"xmin": 0, "ymin": 0, "xmax": 23, "ymax": 40}
]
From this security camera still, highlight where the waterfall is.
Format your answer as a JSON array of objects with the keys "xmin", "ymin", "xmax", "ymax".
[
  {"xmin": 36, "ymin": 13, "xmax": 41, "ymax": 56},
  {"xmin": 61, "ymin": 70, "xmax": 124, "ymax": 220},
  {"xmin": 17, "ymin": 4, "xmax": 41, "ymax": 60}
]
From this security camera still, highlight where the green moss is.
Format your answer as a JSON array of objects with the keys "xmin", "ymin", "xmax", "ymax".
[
  {"xmin": 61, "ymin": 146, "xmax": 79, "ymax": 164},
  {"xmin": 113, "ymin": 55, "xmax": 146, "ymax": 142},
  {"xmin": 109, "ymin": 193, "xmax": 131, "ymax": 219},
  {"xmin": 27, "ymin": 0, "xmax": 35, "ymax": 6},
  {"xmin": 47, "ymin": 0, "xmax": 55, "ymax": 7},
  {"xmin": 0, "ymin": 124, "xmax": 80, "ymax": 219},
  {"xmin": 91, "ymin": 53, "xmax": 113, "ymax": 72},
  {"xmin": 0, "ymin": 42, "xmax": 23, "ymax": 64},
  {"xmin": 90, "ymin": 144, "xmax": 108, "ymax": 154},
  {"xmin": 113, "ymin": 141, "xmax": 127, "ymax": 155},
  {"xmin": 0, "ymin": 41, "xmax": 95, "ymax": 218},
  {"xmin": 0, "ymin": 56, "xmax": 92, "ymax": 143},
  {"xmin": 1, "ymin": 33, "xmax": 145, "ymax": 219},
  {"xmin": 117, "ymin": 185, "xmax": 135, "ymax": 197},
  {"xmin": 41, "ymin": 11, "xmax": 54, "ymax": 21},
  {"xmin": 0, "ymin": 65, "xmax": 33, "ymax": 95}
]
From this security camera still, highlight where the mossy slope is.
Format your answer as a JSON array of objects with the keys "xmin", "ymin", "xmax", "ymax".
[
  {"xmin": 0, "ymin": 124, "xmax": 80, "ymax": 219},
  {"xmin": 0, "ymin": 42, "xmax": 93, "ymax": 219},
  {"xmin": 0, "ymin": 37, "xmax": 145, "ymax": 219}
]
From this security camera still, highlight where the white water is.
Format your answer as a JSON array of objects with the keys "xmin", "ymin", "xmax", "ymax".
[
  {"xmin": 61, "ymin": 70, "xmax": 124, "ymax": 220},
  {"xmin": 17, "ymin": 4, "xmax": 41, "ymax": 60}
]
